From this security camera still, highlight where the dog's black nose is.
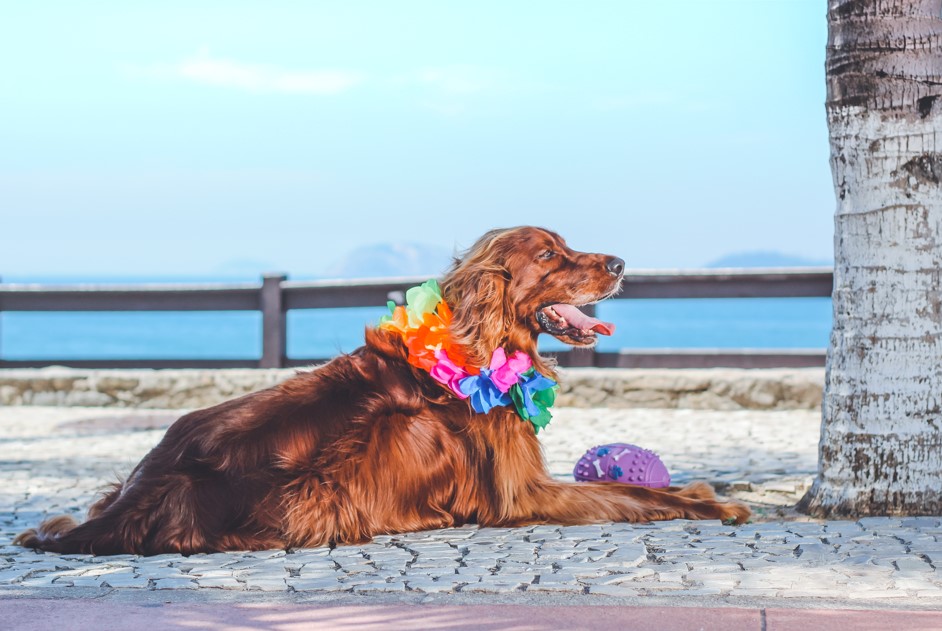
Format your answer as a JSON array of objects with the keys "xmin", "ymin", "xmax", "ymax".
[{"xmin": 606, "ymin": 257, "xmax": 625, "ymax": 276}]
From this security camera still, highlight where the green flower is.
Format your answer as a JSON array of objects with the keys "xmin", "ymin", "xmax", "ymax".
[
  {"xmin": 406, "ymin": 279, "xmax": 442, "ymax": 316},
  {"xmin": 509, "ymin": 368, "xmax": 559, "ymax": 434}
]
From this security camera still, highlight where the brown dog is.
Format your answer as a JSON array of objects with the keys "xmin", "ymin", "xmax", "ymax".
[{"xmin": 16, "ymin": 226, "xmax": 749, "ymax": 555}]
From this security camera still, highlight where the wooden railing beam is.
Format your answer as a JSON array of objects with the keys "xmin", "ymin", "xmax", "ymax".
[
  {"xmin": 0, "ymin": 285, "xmax": 259, "ymax": 311},
  {"xmin": 621, "ymin": 268, "xmax": 833, "ymax": 299},
  {"xmin": 0, "ymin": 268, "xmax": 835, "ymax": 369}
]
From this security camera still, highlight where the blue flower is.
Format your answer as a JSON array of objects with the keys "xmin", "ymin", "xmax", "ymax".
[{"xmin": 457, "ymin": 369, "xmax": 512, "ymax": 414}]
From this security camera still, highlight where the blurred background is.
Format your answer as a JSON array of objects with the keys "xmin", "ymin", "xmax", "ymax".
[{"xmin": 0, "ymin": 1, "xmax": 833, "ymax": 361}]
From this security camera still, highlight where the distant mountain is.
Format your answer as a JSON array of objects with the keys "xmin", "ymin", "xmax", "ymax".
[
  {"xmin": 324, "ymin": 242, "xmax": 455, "ymax": 279},
  {"xmin": 705, "ymin": 251, "xmax": 832, "ymax": 268}
]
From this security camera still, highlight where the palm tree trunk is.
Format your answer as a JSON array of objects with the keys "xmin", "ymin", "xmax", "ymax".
[{"xmin": 798, "ymin": 0, "xmax": 942, "ymax": 517}]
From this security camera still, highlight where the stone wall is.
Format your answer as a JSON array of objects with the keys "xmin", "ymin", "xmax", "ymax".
[
  {"xmin": 555, "ymin": 367, "xmax": 823, "ymax": 410},
  {"xmin": 0, "ymin": 366, "xmax": 824, "ymax": 411}
]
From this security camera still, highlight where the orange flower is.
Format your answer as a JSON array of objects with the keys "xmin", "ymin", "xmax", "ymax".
[
  {"xmin": 378, "ymin": 305, "xmax": 410, "ymax": 335},
  {"xmin": 405, "ymin": 332, "xmax": 438, "ymax": 371},
  {"xmin": 378, "ymin": 296, "xmax": 478, "ymax": 376}
]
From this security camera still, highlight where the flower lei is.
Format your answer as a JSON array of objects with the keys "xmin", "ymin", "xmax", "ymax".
[{"xmin": 379, "ymin": 279, "xmax": 559, "ymax": 433}]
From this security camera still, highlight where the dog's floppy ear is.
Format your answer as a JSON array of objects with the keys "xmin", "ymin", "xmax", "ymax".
[{"xmin": 442, "ymin": 230, "xmax": 514, "ymax": 368}]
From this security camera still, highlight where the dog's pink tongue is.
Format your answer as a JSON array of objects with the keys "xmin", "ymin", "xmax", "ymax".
[{"xmin": 552, "ymin": 304, "xmax": 616, "ymax": 336}]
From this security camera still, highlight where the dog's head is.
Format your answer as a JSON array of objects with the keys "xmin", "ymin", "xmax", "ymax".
[{"xmin": 442, "ymin": 226, "xmax": 624, "ymax": 374}]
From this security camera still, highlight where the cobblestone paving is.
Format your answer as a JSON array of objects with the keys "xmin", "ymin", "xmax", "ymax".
[{"xmin": 2, "ymin": 406, "xmax": 941, "ymax": 605}]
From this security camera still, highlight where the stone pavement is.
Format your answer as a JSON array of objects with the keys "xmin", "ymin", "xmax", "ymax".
[{"xmin": 1, "ymin": 405, "xmax": 941, "ymax": 613}]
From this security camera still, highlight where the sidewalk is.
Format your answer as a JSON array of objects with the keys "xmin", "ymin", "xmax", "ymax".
[
  {"xmin": 4, "ymin": 600, "xmax": 942, "ymax": 630},
  {"xmin": 1, "ymin": 405, "xmax": 940, "ymax": 628}
]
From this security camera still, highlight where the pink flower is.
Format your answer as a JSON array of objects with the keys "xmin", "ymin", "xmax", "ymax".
[
  {"xmin": 488, "ymin": 348, "xmax": 532, "ymax": 393},
  {"xmin": 429, "ymin": 349, "xmax": 471, "ymax": 399}
]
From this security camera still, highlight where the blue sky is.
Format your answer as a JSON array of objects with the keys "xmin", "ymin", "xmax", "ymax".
[{"xmin": 0, "ymin": 1, "xmax": 831, "ymax": 278}]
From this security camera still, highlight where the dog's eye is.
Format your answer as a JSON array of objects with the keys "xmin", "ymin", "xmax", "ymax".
[{"xmin": 539, "ymin": 250, "xmax": 556, "ymax": 260}]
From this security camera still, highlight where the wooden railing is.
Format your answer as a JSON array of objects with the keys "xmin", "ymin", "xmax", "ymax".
[{"xmin": 0, "ymin": 268, "xmax": 833, "ymax": 370}]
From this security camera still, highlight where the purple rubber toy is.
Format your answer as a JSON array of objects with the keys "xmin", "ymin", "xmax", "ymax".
[{"xmin": 573, "ymin": 443, "xmax": 671, "ymax": 488}]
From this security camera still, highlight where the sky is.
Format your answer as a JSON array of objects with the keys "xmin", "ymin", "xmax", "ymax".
[{"xmin": 0, "ymin": 1, "xmax": 832, "ymax": 279}]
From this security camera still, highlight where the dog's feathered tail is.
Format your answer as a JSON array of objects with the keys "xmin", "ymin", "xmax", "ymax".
[
  {"xmin": 14, "ymin": 482, "xmax": 133, "ymax": 554},
  {"xmin": 13, "ymin": 515, "xmax": 84, "ymax": 553}
]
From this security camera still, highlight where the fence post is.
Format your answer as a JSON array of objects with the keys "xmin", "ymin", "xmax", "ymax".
[
  {"xmin": 260, "ymin": 273, "xmax": 287, "ymax": 368},
  {"xmin": 565, "ymin": 304, "xmax": 598, "ymax": 367}
]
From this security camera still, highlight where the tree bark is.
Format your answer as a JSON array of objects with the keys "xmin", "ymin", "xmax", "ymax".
[{"xmin": 798, "ymin": 0, "xmax": 942, "ymax": 517}]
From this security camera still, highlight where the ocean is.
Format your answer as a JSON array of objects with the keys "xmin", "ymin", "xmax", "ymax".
[{"xmin": 0, "ymin": 291, "xmax": 832, "ymax": 360}]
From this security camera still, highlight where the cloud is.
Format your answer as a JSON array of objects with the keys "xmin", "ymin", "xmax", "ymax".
[
  {"xmin": 127, "ymin": 50, "xmax": 363, "ymax": 95},
  {"xmin": 414, "ymin": 66, "xmax": 496, "ymax": 95},
  {"xmin": 127, "ymin": 54, "xmax": 509, "ymax": 114},
  {"xmin": 387, "ymin": 66, "xmax": 508, "ymax": 117},
  {"xmin": 592, "ymin": 91, "xmax": 713, "ymax": 113}
]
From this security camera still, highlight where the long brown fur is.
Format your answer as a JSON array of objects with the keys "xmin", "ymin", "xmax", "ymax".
[{"xmin": 15, "ymin": 227, "xmax": 749, "ymax": 555}]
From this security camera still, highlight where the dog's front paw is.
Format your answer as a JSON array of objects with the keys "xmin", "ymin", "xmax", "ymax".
[{"xmin": 719, "ymin": 500, "xmax": 751, "ymax": 525}]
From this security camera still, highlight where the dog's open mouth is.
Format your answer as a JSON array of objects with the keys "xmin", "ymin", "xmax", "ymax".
[{"xmin": 536, "ymin": 303, "xmax": 616, "ymax": 345}]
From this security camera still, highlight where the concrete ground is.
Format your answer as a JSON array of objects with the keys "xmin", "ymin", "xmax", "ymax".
[{"xmin": 1, "ymin": 405, "xmax": 941, "ymax": 629}]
